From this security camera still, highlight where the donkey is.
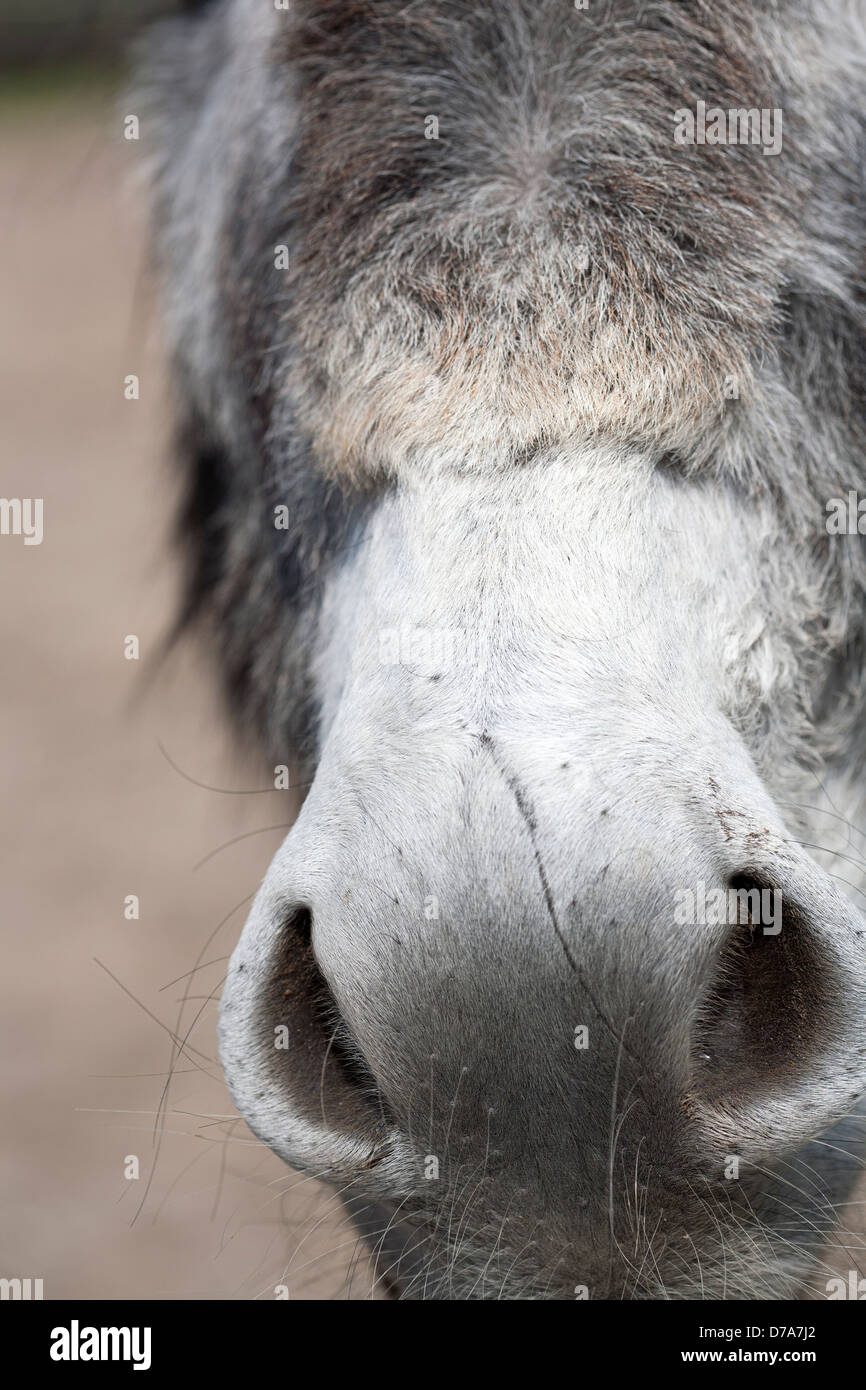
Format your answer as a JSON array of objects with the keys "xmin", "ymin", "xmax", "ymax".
[{"xmin": 139, "ymin": 0, "xmax": 866, "ymax": 1298}]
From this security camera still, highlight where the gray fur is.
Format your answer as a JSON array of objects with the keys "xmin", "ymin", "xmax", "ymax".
[{"xmin": 138, "ymin": 0, "xmax": 866, "ymax": 1297}]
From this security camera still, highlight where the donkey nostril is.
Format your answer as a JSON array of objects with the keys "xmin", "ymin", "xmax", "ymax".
[
  {"xmin": 283, "ymin": 904, "xmax": 312, "ymax": 964},
  {"xmin": 280, "ymin": 907, "xmax": 381, "ymax": 1097},
  {"xmin": 692, "ymin": 874, "xmax": 828, "ymax": 1104},
  {"xmin": 220, "ymin": 896, "xmax": 404, "ymax": 1181}
]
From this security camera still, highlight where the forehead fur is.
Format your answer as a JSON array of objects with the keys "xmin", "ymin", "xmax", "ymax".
[{"xmin": 277, "ymin": 0, "xmax": 862, "ymax": 481}]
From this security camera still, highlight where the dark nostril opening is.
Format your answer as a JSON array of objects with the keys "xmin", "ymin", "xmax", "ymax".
[
  {"xmin": 693, "ymin": 873, "xmax": 831, "ymax": 1104},
  {"xmin": 287, "ymin": 905, "xmax": 312, "ymax": 948},
  {"xmin": 281, "ymin": 908, "xmax": 381, "ymax": 1100}
]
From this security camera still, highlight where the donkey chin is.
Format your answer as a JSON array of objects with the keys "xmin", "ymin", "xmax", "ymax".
[{"xmin": 219, "ymin": 449, "xmax": 866, "ymax": 1299}]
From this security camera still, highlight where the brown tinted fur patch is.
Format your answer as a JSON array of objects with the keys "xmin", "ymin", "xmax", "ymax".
[{"xmin": 282, "ymin": 0, "xmax": 791, "ymax": 478}]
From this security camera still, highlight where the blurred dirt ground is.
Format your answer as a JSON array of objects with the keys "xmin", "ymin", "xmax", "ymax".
[{"xmin": 0, "ymin": 89, "xmax": 375, "ymax": 1299}]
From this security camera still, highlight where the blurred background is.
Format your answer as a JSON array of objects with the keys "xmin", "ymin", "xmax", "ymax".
[
  {"xmin": 0, "ymin": 0, "xmax": 375, "ymax": 1298},
  {"xmin": 1, "ymin": 0, "xmax": 170, "ymax": 68}
]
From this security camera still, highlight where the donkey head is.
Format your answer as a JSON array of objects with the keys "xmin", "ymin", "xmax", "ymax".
[{"xmin": 141, "ymin": 0, "xmax": 866, "ymax": 1296}]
